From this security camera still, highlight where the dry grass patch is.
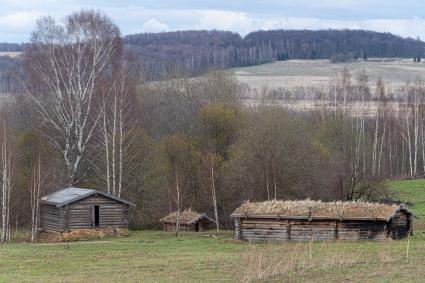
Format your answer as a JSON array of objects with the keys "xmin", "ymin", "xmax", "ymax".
[
  {"xmin": 237, "ymin": 241, "xmax": 400, "ymax": 282},
  {"xmin": 37, "ymin": 228, "xmax": 129, "ymax": 243}
]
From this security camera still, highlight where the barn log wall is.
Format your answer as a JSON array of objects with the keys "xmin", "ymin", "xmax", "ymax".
[
  {"xmin": 162, "ymin": 217, "xmax": 214, "ymax": 232},
  {"xmin": 65, "ymin": 195, "xmax": 127, "ymax": 230},
  {"xmin": 388, "ymin": 212, "xmax": 412, "ymax": 239},
  {"xmin": 40, "ymin": 204, "xmax": 64, "ymax": 232},
  {"xmin": 337, "ymin": 221, "xmax": 387, "ymax": 241},
  {"xmin": 163, "ymin": 223, "xmax": 196, "ymax": 232},
  {"xmin": 198, "ymin": 218, "xmax": 213, "ymax": 231},
  {"xmin": 234, "ymin": 213, "xmax": 411, "ymax": 242}
]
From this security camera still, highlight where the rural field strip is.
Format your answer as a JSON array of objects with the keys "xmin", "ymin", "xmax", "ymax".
[
  {"xmin": 242, "ymin": 99, "xmax": 412, "ymax": 118},
  {"xmin": 232, "ymin": 59, "xmax": 425, "ymax": 91}
]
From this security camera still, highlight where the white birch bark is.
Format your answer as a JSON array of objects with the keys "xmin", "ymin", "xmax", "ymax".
[
  {"xmin": 210, "ymin": 155, "xmax": 219, "ymax": 232},
  {"xmin": 27, "ymin": 12, "xmax": 120, "ymax": 184},
  {"xmin": 0, "ymin": 121, "xmax": 12, "ymax": 244}
]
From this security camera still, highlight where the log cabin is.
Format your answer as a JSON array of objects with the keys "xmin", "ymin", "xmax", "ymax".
[
  {"xmin": 231, "ymin": 199, "xmax": 414, "ymax": 242},
  {"xmin": 160, "ymin": 209, "xmax": 215, "ymax": 232},
  {"xmin": 39, "ymin": 187, "xmax": 135, "ymax": 232}
]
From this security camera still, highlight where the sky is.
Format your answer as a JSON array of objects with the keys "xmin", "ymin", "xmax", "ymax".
[{"xmin": 1, "ymin": 0, "xmax": 425, "ymax": 42}]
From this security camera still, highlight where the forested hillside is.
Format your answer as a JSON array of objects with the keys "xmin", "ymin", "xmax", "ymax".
[
  {"xmin": 0, "ymin": 43, "xmax": 27, "ymax": 52},
  {"xmin": 124, "ymin": 29, "xmax": 425, "ymax": 80},
  {"xmin": 1, "ymin": 29, "xmax": 424, "ymax": 82}
]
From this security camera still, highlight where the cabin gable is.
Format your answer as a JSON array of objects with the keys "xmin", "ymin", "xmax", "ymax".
[
  {"xmin": 387, "ymin": 210, "xmax": 412, "ymax": 239},
  {"xmin": 65, "ymin": 194, "xmax": 128, "ymax": 231}
]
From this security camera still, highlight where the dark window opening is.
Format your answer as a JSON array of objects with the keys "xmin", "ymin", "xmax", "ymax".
[{"xmin": 94, "ymin": 205, "xmax": 100, "ymax": 227}]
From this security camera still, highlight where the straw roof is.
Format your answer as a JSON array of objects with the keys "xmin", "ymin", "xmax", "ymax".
[
  {"xmin": 160, "ymin": 209, "xmax": 215, "ymax": 225},
  {"xmin": 231, "ymin": 199, "xmax": 412, "ymax": 221}
]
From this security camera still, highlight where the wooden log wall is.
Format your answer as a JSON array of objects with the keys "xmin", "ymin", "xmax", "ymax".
[
  {"xmin": 65, "ymin": 195, "xmax": 126, "ymax": 230},
  {"xmin": 234, "ymin": 216, "xmax": 406, "ymax": 242},
  {"xmin": 198, "ymin": 218, "xmax": 213, "ymax": 231},
  {"xmin": 40, "ymin": 204, "xmax": 64, "ymax": 232},
  {"xmin": 163, "ymin": 223, "xmax": 196, "ymax": 232},
  {"xmin": 337, "ymin": 221, "xmax": 387, "ymax": 241},
  {"xmin": 388, "ymin": 212, "xmax": 411, "ymax": 239}
]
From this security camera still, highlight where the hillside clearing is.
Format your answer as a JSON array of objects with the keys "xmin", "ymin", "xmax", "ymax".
[{"xmin": 233, "ymin": 59, "xmax": 425, "ymax": 91}]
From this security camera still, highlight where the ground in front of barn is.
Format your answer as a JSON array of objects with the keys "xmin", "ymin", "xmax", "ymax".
[{"xmin": 1, "ymin": 179, "xmax": 425, "ymax": 282}]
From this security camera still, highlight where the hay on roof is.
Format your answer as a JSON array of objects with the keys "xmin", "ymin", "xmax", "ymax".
[
  {"xmin": 231, "ymin": 199, "xmax": 408, "ymax": 220},
  {"xmin": 160, "ymin": 209, "xmax": 215, "ymax": 225}
]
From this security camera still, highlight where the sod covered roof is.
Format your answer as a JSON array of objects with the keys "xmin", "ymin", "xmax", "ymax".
[
  {"xmin": 160, "ymin": 209, "xmax": 215, "ymax": 225},
  {"xmin": 230, "ymin": 199, "xmax": 412, "ymax": 221}
]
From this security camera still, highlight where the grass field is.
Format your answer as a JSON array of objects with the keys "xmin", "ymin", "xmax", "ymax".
[
  {"xmin": 232, "ymin": 59, "xmax": 425, "ymax": 92},
  {"xmin": 1, "ymin": 180, "xmax": 425, "ymax": 282}
]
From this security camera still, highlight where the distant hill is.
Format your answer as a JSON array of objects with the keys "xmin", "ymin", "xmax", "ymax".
[
  {"xmin": 1, "ymin": 29, "xmax": 425, "ymax": 81},
  {"xmin": 124, "ymin": 29, "xmax": 425, "ymax": 80},
  {"xmin": 0, "ymin": 43, "xmax": 27, "ymax": 52}
]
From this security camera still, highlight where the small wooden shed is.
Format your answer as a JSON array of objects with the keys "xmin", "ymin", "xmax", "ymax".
[
  {"xmin": 160, "ymin": 209, "xmax": 215, "ymax": 232},
  {"xmin": 231, "ymin": 200, "xmax": 414, "ymax": 242},
  {"xmin": 39, "ymin": 187, "xmax": 135, "ymax": 232}
]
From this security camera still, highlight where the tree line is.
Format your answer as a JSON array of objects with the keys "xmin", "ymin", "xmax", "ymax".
[
  {"xmin": 2, "ymin": 29, "xmax": 424, "ymax": 84},
  {"xmin": 125, "ymin": 29, "xmax": 425, "ymax": 80},
  {"xmin": 0, "ymin": 11, "xmax": 424, "ymax": 242}
]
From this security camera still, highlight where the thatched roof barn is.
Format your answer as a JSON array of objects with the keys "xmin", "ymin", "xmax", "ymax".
[
  {"xmin": 40, "ymin": 187, "xmax": 135, "ymax": 232},
  {"xmin": 160, "ymin": 209, "xmax": 215, "ymax": 232},
  {"xmin": 231, "ymin": 200, "xmax": 414, "ymax": 242}
]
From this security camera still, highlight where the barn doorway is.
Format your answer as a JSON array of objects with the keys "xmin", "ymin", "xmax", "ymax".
[{"xmin": 93, "ymin": 205, "xmax": 100, "ymax": 227}]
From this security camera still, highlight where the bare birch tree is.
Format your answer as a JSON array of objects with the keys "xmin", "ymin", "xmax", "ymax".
[
  {"xmin": 99, "ymin": 66, "xmax": 136, "ymax": 197},
  {"xmin": 0, "ymin": 121, "xmax": 13, "ymax": 243},
  {"xmin": 29, "ymin": 155, "xmax": 42, "ymax": 243},
  {"xmin": 25, "ymin": 10, "xmax": 121, "ymax": 184}
]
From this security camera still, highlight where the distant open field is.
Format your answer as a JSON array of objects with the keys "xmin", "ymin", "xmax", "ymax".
[
  {"xmin": 233, "ymin": 59, "xmax": 425, "ymax": 92},
  {"xmin": 0, "ymin": 179, "xmax": 425, "ymax": 282},
  {"xmin": 0, "ymin": 52, "xmax": 22, "ymax": 58}
]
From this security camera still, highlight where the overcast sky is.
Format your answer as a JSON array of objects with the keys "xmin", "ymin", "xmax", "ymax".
[{"xmin": 1, "ymin": 0, "xmax": 425, "ymax": 42}]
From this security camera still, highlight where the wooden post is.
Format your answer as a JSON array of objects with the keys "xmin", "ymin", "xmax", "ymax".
[
  {"xmin": 334, "ymin": 220, "xmax": 338, "ymax": 240},
  {"xmin": 59, "ymin": 207, "xmax": 62, "ymax": 233},
  {"xmin": 234, "ymin": 218, "xmax": 241, "ymax": 240},
  {"xmin": 287, "ymin": 219, "xmax": 291, "ymax": 241},
  {"xmin": 64, "ymin": 205, "xmax": 69, "ymax": 233}
]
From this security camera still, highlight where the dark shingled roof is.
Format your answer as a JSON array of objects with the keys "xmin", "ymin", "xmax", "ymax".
[{"xmin": 40, "ymin": 187, "xmax": 135, "ymax": 207}]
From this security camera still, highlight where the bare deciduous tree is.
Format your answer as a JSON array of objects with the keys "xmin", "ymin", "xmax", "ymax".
[
  {"xmin": 25, "ymin": 10, "xmax": 121, "ymax": 184},
  {"xmin": 29, "ymin": 155, "xmax": 42, "ymax": 243},
  {"xmin": 0, "ymin": 120, "xmax": 13, "ymax": 243},
  {"xmin": 99, "ymin": 66, "xmax": 136, "ymax": 197}
]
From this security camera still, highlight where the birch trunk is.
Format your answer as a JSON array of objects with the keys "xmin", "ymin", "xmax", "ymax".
[
  {"xmin": 175, "ymin": 171, "xmax": 180, "ymax": 237},
  {"xmin": 211, "ymin": 156, "xmax": 219, "ymax": 232},
  {"xmin": 377, "ymin": 119, "xmax": 387, "ymax": 176},
  {"xmin": 111, "ymin": 94, "xmax": 117, "ymax": 196},
  {"xmin": 1, "ymin": 121, "xmax": 12, "ymax": 244},
  {"xmin": 102, "ymin": 96, "xmax": 111, "ymax": 194}
]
